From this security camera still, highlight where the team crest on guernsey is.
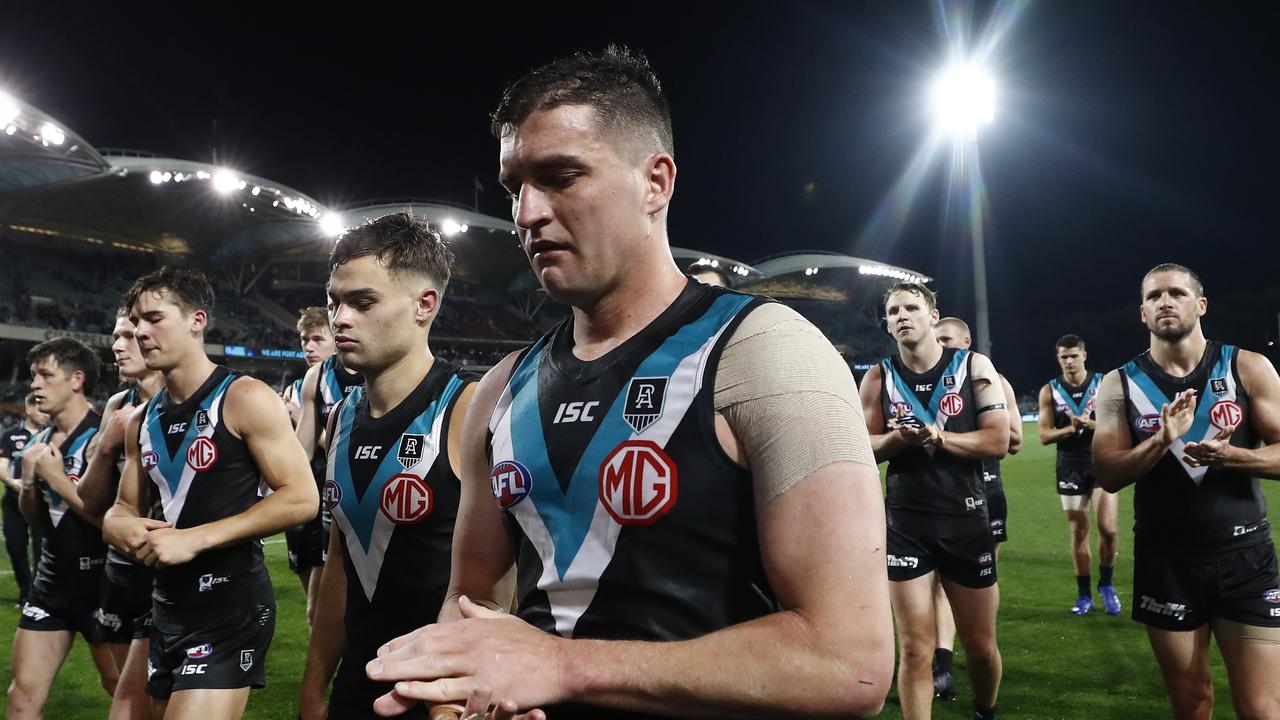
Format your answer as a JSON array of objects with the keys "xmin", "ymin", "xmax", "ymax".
[
  {"xmin": 491, "ymin": 459, "xmax": 532, "ymax": 509},
  {"xmin": 397, "ymin": 434, "xmax": 426, "ymax": 468},
  {"xmin": 1210, "ymin": 378, "xmax": 1228, "ymax": 396},
  {"xmin": 194, "ymin": 409, "xmax": 210, "ymax": 431},
  {"xmin": 943, "ymin": 375, "xmax": 957, "ymax": 391},
  {"xmin": 623, "ymin": 377, "xmax": 668, "ymax": 434}
]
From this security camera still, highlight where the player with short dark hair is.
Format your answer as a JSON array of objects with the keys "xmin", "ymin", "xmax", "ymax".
[
  {"xmin": 104, "ymin": 267, "xmax": 318, "ymax": 720},
  {"xmin": 363, "ymin": 46, "xmax": 894, "ymax": 719},
  {"xmin": 298, "ymin": 212, "xmax": 476, "ymax": 719},
  {"xmin": 0, "ymin": 394, "xmax": 48, "ymax": 609},
  {"xmin": 1094, "ymin": 263, "xmax": 1280, "ymax": 719},
  {"xmin": 861, "ymin": 285, "xmax": 1010, "ymax": 720},
  {"xmin": 1038, "ymin": 333, "xmax": 1121, "ymax": 616},
  {"xmin": 8, "ymin": 337, "xmax": 116, "ymax": 717}
]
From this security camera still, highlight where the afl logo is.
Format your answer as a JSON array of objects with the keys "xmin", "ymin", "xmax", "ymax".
[
  {"xmin": 490, "ymin": 460, "xmax": 532, "ymax": 509},
  {"xmin": 599, "ymin": 440, "xmax": 678, "ymax": 526},
  {"xmin": 1086, "ymin": 398, "xmax": 1097, "ymax": 414},
  {"xmin": 891, "ymin": 402, "xmax": 914, "ymax": 419},
  {"xmin": 939, "ymin": 392, "xmax": 965, "ymax": 417},
  {"xmin": 1137, "ymin": 414, "xmax": 1162, "ymax": 433},
  {"xmin": 142, "ymin": 451, "xmax": 158, "ymax": 469},
  {"xmin": 380, "ymin": 473, "xmax": 432, "ymax": 524},
  {"xmin": 322, "ymin": 480, "xmax": 342, "ymax": 510},
  {"xmin": 185, "ymin": 643, "xmax": 212, "ymax": 659},
  {"xmin": 1209, "ymin": 400, "xmax": 1242, "ymax": 431},
  {"xmin": 186, "ymin": 438, "xmax": 218, "ymax": 471},
  {"xmin": 1263, "ymin": 588, "xmax": 1280, "ymax": 604}
]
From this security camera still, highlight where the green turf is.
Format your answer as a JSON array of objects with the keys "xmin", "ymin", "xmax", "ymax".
[{"xmin": 0, "ymin": 425, "xmax": 1276, "ymax": 718}]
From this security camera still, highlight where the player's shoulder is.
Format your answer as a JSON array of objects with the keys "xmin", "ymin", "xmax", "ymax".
[
  {"xmin": 469, "ymin": 349, "xmax": 527, "ymax": 420},
  {"xmin": 1235, "ymin": 348, "xmax": 1280, "ymax": 390},
  {"xmin": 225, "ymin": 374, "xmax": 282, "ymax": 411}
]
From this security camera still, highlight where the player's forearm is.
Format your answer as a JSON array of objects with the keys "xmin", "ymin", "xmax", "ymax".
[
  {"xmin": 1219, "ymin": 443, "xmax": 1280, "ymax": 479},
  {"xmin": 76, "ymin": 454, "xmax": 119, "ymax": 519},
  {"xmin": 18, "ymin": 483, "xmax": 43, "ymax": 527},
  {"xmin": 300, "ymin": 594, "xmax": 346, "ymax": 702},
  {"xmin": 562, "ymin": 608, "xmax": 892, "ymax": 718},
  {"xmin": 1038, "ymin": 424, "xmax": 1075, "ymax": 445},
  {"xmin": 939, "ymin": 425, "xmax": 1008, "ymax": 460},
  {"xmin": 191, "ymin": 483, "xmax": 318, "ymax": 553},
  {"xmin": 868, "ymin": 431, "xmax": 905, "ymax": 462},
  {"xmin": 41, "ymin": 470, "xmax": 102, "ymax": 527},
  {"xmin": 1095, "ymin": 435, "xmax": 1170, "ymax": 491}
]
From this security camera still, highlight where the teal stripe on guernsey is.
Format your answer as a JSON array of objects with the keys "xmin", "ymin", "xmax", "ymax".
[
  {"xmin": 332, "ymin": 375, "xmax": 463, "ymax": 554},
  {"xmin": 324, "ymin": 357, "xmax": 343, "ymax": 401},
  {"xmin": 30, "ymin": 428, "xmax": 57, "ymax": 503},
  {"xmin": 885, "ymin": 349, "xmax": 968, "ymax": 425},
  {"xmin": 512, "ymin": 293, "xmax": 752, "ymax": 578},
  {"xmin": 1051, "ymin": 373, "xmax": 1101, "ymax": 417},
  {"xmin": 33, "ymin": 424, "xmax": 97, "ymax": 506},
  {"xmin": 1124, "ymin": 345, "xmax": 1234, "ymax": 442},
  {"xmin": 145, "ymin": 374, "xmax": 235, "ymax": 495}
]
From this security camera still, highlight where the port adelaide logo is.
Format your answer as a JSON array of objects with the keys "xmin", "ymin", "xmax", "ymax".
[
  {"xmin": 397, "ymin": 434, "xmax": 426, "ymax": 468},
  {"xmin": 623, "ymin": 377, "xmax": 668, "ymax": 434}
]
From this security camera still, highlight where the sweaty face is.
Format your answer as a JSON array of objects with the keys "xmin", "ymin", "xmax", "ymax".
[
  {"xmin": 130, "ymin": 290, "xmax": 206, "ymax": 372},
  {"xmin": 885, "ymin": 291, "xmax": 939, "ymax": 347},
  {"xmin": 112, "ymin": 316, "xmax": 148, "ymax": 380},
  {"xmin": 1056, "ymin": 347, "xmax": 1086, "ymax": 375},
  {"xmin": 328, "ymin": 255, "xmax": 435, "ymax": 375},
  {"xmin": 299, "ymin": 327, "xmax": 335, "ymax": 367},
  {"xmin": 498, "ymin": 104, "xmax": 654, "ymax": 307},
  {"xmin": 1139, "ymin": 271, "xmax": 1206, "ymax": 342},
  {"xmin": 935, "ymin": 324, "xmax": 971, "ymax": 350},
  {"xmin": 29, "ymin": 357, "xmax": 78, "ymax": 416}
]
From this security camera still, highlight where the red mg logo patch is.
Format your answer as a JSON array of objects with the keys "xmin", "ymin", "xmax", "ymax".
[
  {"xmin": 380, "ymin": 473, "xmax": 432, "ymax": 524},
  {"xmin": 1209, "ymin": 400, "xmax": 1242, "ymax": 430},
  {"xmin": 939, "ymin": 392, "xmax": 965, "ymax": 417},
  {"xmin": 599, "ymin": 441, "xmax": 678, "ymax": 526},
  {"xmin": 186, "ymin": 438, "xmax": 218, "ymax": 471}
]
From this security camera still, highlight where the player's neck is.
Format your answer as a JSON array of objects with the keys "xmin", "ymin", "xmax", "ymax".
[
  {"xmin": 570, "ymin": 263, "xmax": 687, "ymax": 362},
  {"xmin": 898, "ymin": 336, "xmax": 944, "ymax": 373},
  {"xmin": 1064, "ymin": 368, "xmax": 1088, "ymax": 385},
  {"xmin": 135, "ymin": 372, "xmax": 164, "ymax": 402},
  {"xmin": 363, "ymin": 348, "xmax": 434, "ymax": 419},
  {"xmin": 1149, "ymin": 326, "xmax": 1208, "ymax": 378},
  {"xmin": 163, "ymin": 354, "xmax": 219, "ymax": 405},
  {"xmin": 51, "ymin": 398, "xmax": 90, "ymax": 435},
  {"xmin": 23, "ymin": 419, "xmax": 40, "ymax": 432}
]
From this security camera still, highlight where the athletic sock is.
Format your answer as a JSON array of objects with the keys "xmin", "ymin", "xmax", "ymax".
[
  {"xmin": 974, "ymin": 702, "xmax": 997, "ymax": 720},
  {"xmin": 1076, "ymin": 574, "xmax": 1091, "ymax": 597},
  {"xmin": 934, "ymin": 648, "xmax": 953, "ymax": 675},
  {"xmin": 1099, "ymin": 565, "xmax": 1114, "ymax": 588}
]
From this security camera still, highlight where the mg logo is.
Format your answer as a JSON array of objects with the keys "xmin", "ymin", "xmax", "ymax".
[
  {"xmin": 380, "ymin": 473, "xmax": 432, "ymax": 524},
  {"xmin": 186, "ymin": 438, "xmax": 218, "ymax": 471},
  {"xmin": 1209, "ymin": 400, "xmax": 1242, "ymax": 431},
  {"xmin": 599, "ymin": 440, "xmax": 678, "ymax": 526},
  {"xmin": 490, "ymin": 460, "xmax": 532, "ymax": 509},
  {"xmin": 322, "ymin": 480, "xmax": 342, "ymax": 510},
  {"xmin": 939, "ymin": 392, "xmax": 965, "ymax": 417}
]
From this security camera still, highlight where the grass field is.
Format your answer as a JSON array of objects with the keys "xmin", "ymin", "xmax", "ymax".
[{"xmin": 1, "ymin": 424, "xmax": 1277, "ymax": 718}]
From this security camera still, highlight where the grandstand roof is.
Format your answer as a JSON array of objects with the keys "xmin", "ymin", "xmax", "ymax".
[
  {"xmin": 671, "ymin": 247, "xmax": 762, "ymax": 286},
  {"xmin": 740, "ymin": 251, "xmax": 932, "ymax": 302}
]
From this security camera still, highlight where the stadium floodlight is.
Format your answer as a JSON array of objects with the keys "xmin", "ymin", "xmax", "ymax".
[
  {"xmin": 441, "ymin": 219, "xmax": 462, "ymax": 236},
  {"xmin": 40, "ymin": 122, "xmax": 65, "ymax": 146},
  {"xmin": 320, "ymin": 213, "xmax": 345, "ymax": 237},
  {"xmin": 212, "ymin": 169, "xmax": 240, "ymax": 194},
  {"xmin": 0, "ymin": 92, "xmax": 18, "ymax": 126},
  {"xmin": 930, "ymin": 62, "xmax": 995, "ymax": 137},
  {"xmin": 149, "ymin": 170, "xmax": 164, "ymax": 184}
]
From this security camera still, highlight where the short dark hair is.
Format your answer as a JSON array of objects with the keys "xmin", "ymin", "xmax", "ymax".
[
  {"xmin": 491, "ymin": 44, "xmax": 675, "ymax": 158},
  {"xmin": 1143, "ymin": 263, "xmax": 1205, "ymax": 298},
  {"xmin": 883, "ymin": 282, "xmax": 938, "ymax": 311},
  {"xmin": 296, "ymin": 307, "xmax": 330, "ymax": 335},
  {"xmin": 27, "ymin": 337, "xmax": 100, "ymax": 396},
  {"xmin": 124, "ymin": 266, "xmax": 216, "ymax": 319},
  {"xmin": 329, "ymin": 212, "xmax": 454, "ymax": 290},
  {"xmin": 1056, "ymin": 334, "xmax": 1086, "ymax": 351}
]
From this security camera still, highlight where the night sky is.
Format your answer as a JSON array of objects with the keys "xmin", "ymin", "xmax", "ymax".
[{"xmin": 2, "ymin": 1, "xmax": 1277, "ymax": 390}]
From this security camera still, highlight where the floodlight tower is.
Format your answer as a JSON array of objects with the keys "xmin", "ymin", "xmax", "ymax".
[{"xmin": 931, "ymin": 62, "xmax": 996, "ymax": 357}]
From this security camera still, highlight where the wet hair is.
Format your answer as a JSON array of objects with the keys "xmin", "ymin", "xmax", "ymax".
[
  {"xmin": 27, "ymin": 336, "xmax": 100, "ymax": 396},
  {"xmin": 124, "ymin": 266, "xmax": 216, "ymax": 320},
  {"xmin": 296, "ymin": 307, "xmax": 331, "ymax": 335},
  {"xmin": 883, "ymin": 282, "xmax": 938, "ymax": 311},
  {"xmin": 491, "ymin": 44, "xmax": 674, "ymax": 158},
  {"xmin": 1143, "ymin": 263, "xmax": 1204, "ymax": 298},
  {"xmin": 329, "ymin": 211, "xmax": 454, "ymax": 290},
  {"xmin": 1056, "ymin": 334, "xmax": 1086, "ymax": 351}
]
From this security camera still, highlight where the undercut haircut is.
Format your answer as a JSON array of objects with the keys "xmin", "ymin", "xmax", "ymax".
[
  {"xmin": 1056, "ymin": 334, "xmax": 1086, "ymax": 351},
  {"xmin": 937, "ymin": 316, "xmax": 972, "ymax": 337},
  {"xmin": 1143, "ymin": 262, "xmax": 1205, "ymax": 298},
  {"xmin": 296, "ymin": 307, "xmax": 331, "ymax": 335},
  {"xmin": 883, "ymin": 282, "xmax": 938, "ymax": 311},
  {"xmin": 491, "ymin": 44, "xmax": 675, "ymax": 158},
  {"xmin": 329, "ymin": 211, "xmax": 454, "ymax": 291},
  {"xmin": 124, "ymin": 266, "xmax": 216, "ymax": 319},
  {"xmin": 28, "ymin": 336, "xmax": 100, "ymax": 396}
]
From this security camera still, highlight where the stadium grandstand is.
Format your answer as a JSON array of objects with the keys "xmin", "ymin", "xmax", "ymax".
[{"xmin": 0, "ymin": 92, "xmax": 935, "ymax": 424}]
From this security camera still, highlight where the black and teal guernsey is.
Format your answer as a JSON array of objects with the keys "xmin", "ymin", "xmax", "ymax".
[
  {"xmin": 324, "ymin": 360, "xmax": 471, "ymax": 717},
  {"xmin": 1120, "ymin": 341, "xmax": 1267, "ymax": 553},
  {"xmin": 315, "ymin": 355, "xmax": 362, "ymax": 440},
  {"xmin": 879, "ymin": 348, "xmax": 988, "ymax": 535},
  {"xmin": 1048, "ymin": 372, "xmax": 1103, "ymax": 461},
  {"xmin": 488, "ymin": 281, "xmax": 776, "ymax": 650},
  {"xmin": 31, "ymin": 412, "xmax": 104, "ymax": 583},
  {"xmin": 139, "ymin": 366, "xmax": 266, "ymax": 604}
]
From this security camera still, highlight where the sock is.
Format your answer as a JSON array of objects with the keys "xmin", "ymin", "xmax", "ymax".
[
  {"xmin": 974, "ymin": 702, "xmax": 997, "ymax": 720},
  {"xmin": 934, "ymin": 648, "xmax": 953, "ymax": 675},
  {"xmin": 1099, "ymin": 565, "xmax": 1114, "ymax": 588},
  {"xmin": 1077, "ymin": 574, "xmax": 1091, "ymax": 597}
]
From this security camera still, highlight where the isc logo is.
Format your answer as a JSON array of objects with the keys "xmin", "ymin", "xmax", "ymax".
[
  {"xmin": 380, "ymin": 473, "xmax": 432, "ymax": 524},
  {"xmin": 490, "ymin": 460, "xmax": 532, "ymax": 509},
  {"xmin": 178, "ymin": 664, "xmax": 207, "ymax": 675},
  {"xmin": 553, "ymin": 401, "xmax": 599, "ymax": 424},
  {"xmin": 598, "ymin": 440, "xmax": 678, "ymax": 525},
  {"xmin": 168, "ymin": 422, "xmax": 188, "ymax": 434},
  {"xmin": 354, "ymin": 445, "xmax": 382, "ymax": 460}
]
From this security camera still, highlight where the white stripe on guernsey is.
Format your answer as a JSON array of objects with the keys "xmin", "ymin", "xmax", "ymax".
[
  {"xmin": 935, "ymin": 357, "xmax": 970, "ymax": 432},
  {"xmin": 142, "ymin": 388, "xmax": 226, "ymax": 524},
  {"xmin": 1050, "ymin": 384, "xmax": 1073, "ymax": 411},
  {"xmin": 513, "ymin": 321, "xmax": 731, "ymax": 638},
  {"xmin": 1123, "ymin": 372, "xmax": 1237, "ymax": 485},
  {"xmin": 331, "ymin": 401, "xmax": 449, "ymax": 602}
]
